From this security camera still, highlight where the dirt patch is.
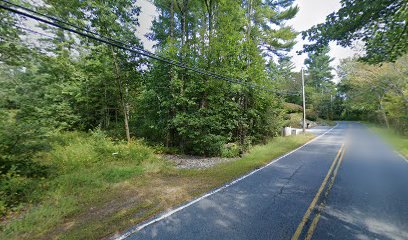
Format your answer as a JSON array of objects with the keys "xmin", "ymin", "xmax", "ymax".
[
  {"xmin": 42, "ymin": 174, "xmax": 214, "ymax": 240},
  {"xmin": 163, "ymin": 154, "xmax": 239, "ymax": 169}
]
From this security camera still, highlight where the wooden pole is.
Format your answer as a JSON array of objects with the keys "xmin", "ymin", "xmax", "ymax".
[{"xmin": 302, "ymin": 67, "xmax": 306, "ymax": 133}]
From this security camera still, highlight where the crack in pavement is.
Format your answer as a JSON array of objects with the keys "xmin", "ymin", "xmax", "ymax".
[{"xmin": 272, "ymin": 162, "xmax": 305, "ymax": 204}]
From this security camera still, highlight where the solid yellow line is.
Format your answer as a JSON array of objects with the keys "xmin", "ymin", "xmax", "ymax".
[
  {"xmin": 305, "ymin": 147, "xmax": 347, "ymax": 240},
  {"xmin": 305, "ymin": 212, "xmax": 321, "ymax": 240},
  {"xmin": 291, "ymin": 143, "xmax": 344, "ymax": 240}
]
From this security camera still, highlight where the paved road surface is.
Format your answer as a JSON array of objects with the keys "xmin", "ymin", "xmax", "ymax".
[{"xmin": 117, "ymin": 122, "xmax": 408, "ymax": 240}]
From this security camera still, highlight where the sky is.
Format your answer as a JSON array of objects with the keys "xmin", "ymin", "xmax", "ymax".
[
  {"xmin": 136, "ymin": 0, "xmax": 157, "ymax": 51},
  {"xmin": 135, "ymin": 0, "xmax": 358, "ymax": 79},
  {"xmin": 286, "ymin": 0, "xmax": 359, "ymax": 75}
]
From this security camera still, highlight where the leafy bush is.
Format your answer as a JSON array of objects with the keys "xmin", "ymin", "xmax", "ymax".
[
  {"xmin": 221, "ymin": 143, "xmax": 240, "ymax": 158},
  {"xmin": 283, "ymin": 103, "xmax": 303, "ymax": 113},
  {"xmin": 285, "ymin": 113, "xmax": 302, "ymax": 128},
  {"xmin": 0, "ymin": 127, "xmax": 165, "ymax": 217},
  {"xmin": 0, "ymin": 200, "xmax": 6, "ymax": 216},
  {"xmin": 188, "ymin": 134, "xmax": 227, "ymax": 157},
  {"xmin": 0, "ymin": 168, "xmax": 39, "ymax": 213},
  {"xmin": 306, "ymin": 109, "xmax": 318, "ymax": 121},
  {"xmin": 0, "ymin": 111, "xmax": 50, "ymax": 177},
  {"xmin": 0, "ymin": 111, "xmax": 50, "ymax": 215}
]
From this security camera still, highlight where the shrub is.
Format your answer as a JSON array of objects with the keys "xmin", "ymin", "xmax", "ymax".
[
  {"xmin": 0, "ymin": 167, "xmax": 39, "ymax": 213},
  {"xmin": 0, "ymin": 200, "xmax": 6, "ymax": 216},
  {"xmin": 306, "ymin": 109, "xmax": 318, "ymax": 121},
  {"xmin": 0, "ymin": 126, "xmax": 163, "ymax": 217},
  {"xmin": 283, "ymin": 103, "xmax": 303, "ymax": 113},
  {"xmin": 0, "ymin": 111, "xmax": 50, "ymax": 177},
  {"xmin": 221, "ymin": 143, "xmax": 240, "ymax": 158},
  {"xmin": 285, "ymin": 113, "xmax": 303, "ymax": 128},
  {"xmin": 188, "ymin": 134, "xmax": 227, "ymax": 157},
  {"xmin": 0, "ymin": 111, "xmax": 50, "ymax": 216}
]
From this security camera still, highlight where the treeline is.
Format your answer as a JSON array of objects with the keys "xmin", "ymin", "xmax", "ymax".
[
  {"xmin": 137, "ymin": 0, "xmax": 302, "ymax": 155},
  {"xmin": 337, "ymin": 55, "xmax": 408, "ymax": 134},
  {"xmin": 0, "ymin": 0, "xmax": 302, "ymax": 159},
  {"xmin": 299, "ymin": 0, "xmax": 407, "ymax": 133}
]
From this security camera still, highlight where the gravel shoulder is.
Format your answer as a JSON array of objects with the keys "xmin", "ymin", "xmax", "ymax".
[{"xmin": 163, "ymin": 154, "xmax": 239, "ymax": 169}]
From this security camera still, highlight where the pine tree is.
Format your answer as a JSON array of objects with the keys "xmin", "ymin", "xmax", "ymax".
[{"xmin": 304, "ymin": 46, "xmax": 335, "ymax": 119}]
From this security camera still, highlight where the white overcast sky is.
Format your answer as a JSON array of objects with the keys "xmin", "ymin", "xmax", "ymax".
[
  {"xmin": 136, "ymin": 0, "xmax": 358, "ymax": 78},
  {"xmin": 286, "ymin": 0, "xmax": 358, "ymax": 73}
]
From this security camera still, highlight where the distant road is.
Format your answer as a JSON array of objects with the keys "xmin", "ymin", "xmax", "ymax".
[{"xmin": 117, "ymin": 122, "xmax": 408, "ymax": 240}]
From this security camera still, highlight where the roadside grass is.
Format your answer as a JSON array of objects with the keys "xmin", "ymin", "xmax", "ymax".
[
  {"xmin": 182, "ymin": 134, "xmax": 314, "ymax": 184},
  {"xmin": 0, "ymin": 130, "xmax": 171, "ymax": 239},
  {"xmin": 369, "ymin": 126, "xmax": 408, "ymax": 158},
  {"xmin": 0, "ymin": 133, "xmax": 313, "ymax": 240}
]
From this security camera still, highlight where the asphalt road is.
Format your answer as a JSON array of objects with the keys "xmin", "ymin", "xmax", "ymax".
[{"xmin": 117, "ymin": 122, "xmax": 408, "ymax": 240}]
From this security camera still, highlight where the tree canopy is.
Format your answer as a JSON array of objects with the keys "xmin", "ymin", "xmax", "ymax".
[
  {"xmin": 337, "ymin": 55, "xmax": 408, "ymax": 132},
  {"xmin": 302, "ymin": 0, "xmax": 408, "ymax": 63}
]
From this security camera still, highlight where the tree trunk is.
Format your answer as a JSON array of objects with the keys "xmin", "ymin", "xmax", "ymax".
[
  {"xmin": 201, "ymin": 0, "xmax": 213, "ymax": 109},
  {"xmin": 379, "ymin": 98, "xmax": 390, "ymax": 129},
  {"xmin": 110, "ymin": 47, "xmax": 131, "ymax": 143}
]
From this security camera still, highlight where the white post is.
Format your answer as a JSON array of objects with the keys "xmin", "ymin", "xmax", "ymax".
[{"xmin": 302, "ymin": 67, "xmax": 306, "ymax": 133}]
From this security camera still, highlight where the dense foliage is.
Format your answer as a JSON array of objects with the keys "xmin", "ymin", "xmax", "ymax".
[
  {"xmin": 301, "ymin": 0, "xmax": 408, "ymax": 130},
  {"xmin": 302, "ymin": 0, "xmax": 408, "ymax": 63},
  {"xmin": 304, "ymin": 46, "xmax": 336, "ymax": 120},
  {"xmin": 0, "ymin": 0, "xmax": 300, "ymax": 215},
  {"xmin": 337, "ymin": 55, "xmax": 408, "ymax": 134},
  {"xmin": 135, "ymin": 0, "xmax": 299, "ymax": 155}
]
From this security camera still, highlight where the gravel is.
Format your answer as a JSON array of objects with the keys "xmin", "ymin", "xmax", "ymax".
[{"xmin": 163, "ymin": 154, "xmax": 239, "ymax": 169}]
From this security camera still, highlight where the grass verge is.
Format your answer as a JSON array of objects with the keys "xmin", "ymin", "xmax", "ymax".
[
  {"xmin": 369, "ymin": 126, "xmax": 408, "ymax": 158},
  {"xmin": 1, "ymin": 133, "xmax": 314, "ymax": 240}
]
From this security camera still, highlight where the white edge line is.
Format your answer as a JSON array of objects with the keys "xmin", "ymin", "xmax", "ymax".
[{"xmin": 113, "ymin": 124, "xmax": 339, "ymax": 240}]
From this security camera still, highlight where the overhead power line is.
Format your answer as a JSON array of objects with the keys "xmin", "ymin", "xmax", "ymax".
[
  {"xmin": 0, "ymin": 0, "xmax": 301, "ymax": 96},
  {"xmin": 2, "ymin": 21, "xmax": 55, "ymax": 40},
  {"xmin": 1, "ymin": 0, "xmax": 165, "ymax": 60}
]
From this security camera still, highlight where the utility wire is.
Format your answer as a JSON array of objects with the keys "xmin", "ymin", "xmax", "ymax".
[
  {"xmin": 3, "ymin": 21, "xmax": 56, "ymax": 40},
  {"xmin": 1, "ymin": 0, "xmax": 266, "ymax": 91},
  {"xmin": 0, "ymin": 1, "xmax": 254, "ymax": 90},
  {"xmin": 1, "ymin": 1, "xmax": 269, "ymax": 92},
  {"xmin": 1, "ymin": 1, "xmax": 301, "ymax": 96},
  {"xmin": 1, "ymin": 0, "xmax": 155, "ymax": 57},
  {"xmin": 0, "ymin": 1, "xmax": 301, "ymax": 96}
]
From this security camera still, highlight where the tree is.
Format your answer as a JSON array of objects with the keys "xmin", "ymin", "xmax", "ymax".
[
  {"xmin": 302, "ymin": 0, "xmax": 408, "ymax": 63},
  {"xmin": 304, "ymin": 46, "xmax": 335, "ymax": 119},
  {"xmin": 0, "ymin": 9, "xmax": 31, "ymax": 66},
  {"xmin": 244, "ymin": 0, "xmax": 299, "ymax": 58},
  {"xmin": 136, "ymin": 0, "xmax": 298, "ymax": 155},
  {"xmin": 1, "ymin": 0, "xmax": 299, "ymax": 159},
  {"xmin": 44, "ymin": 0, "xmax": 144, "ymax": 142},
  {"xmin": 337, "ymin": 55, "xmax": 408, "ymax": 133},
  {"xmin": 304, "ymin": 46, "xmax": 334, "ymax": 88}
]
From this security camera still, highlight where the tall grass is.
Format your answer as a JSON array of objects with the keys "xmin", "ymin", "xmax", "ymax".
[
  {"xmin": 1, "ymin": 132, "xmax": 313, "ymax": 240},
  {"xmin": 0, "ymin": 130, "xmax": 168, "ymax": 239}
]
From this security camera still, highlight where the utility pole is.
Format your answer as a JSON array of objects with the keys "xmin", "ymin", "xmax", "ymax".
[
  {"xmin": 330, "ymin": 94, "xmax": 333, "ymax": 120},
  {"xmin": 302, "ymin": 67, "xmax": 306, "ymax": 133}
]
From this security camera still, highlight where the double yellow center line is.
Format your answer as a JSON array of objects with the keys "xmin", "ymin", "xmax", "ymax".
[{"xmin": 292, "ymin": 143, "xmax": 347, "ymax": 240}]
